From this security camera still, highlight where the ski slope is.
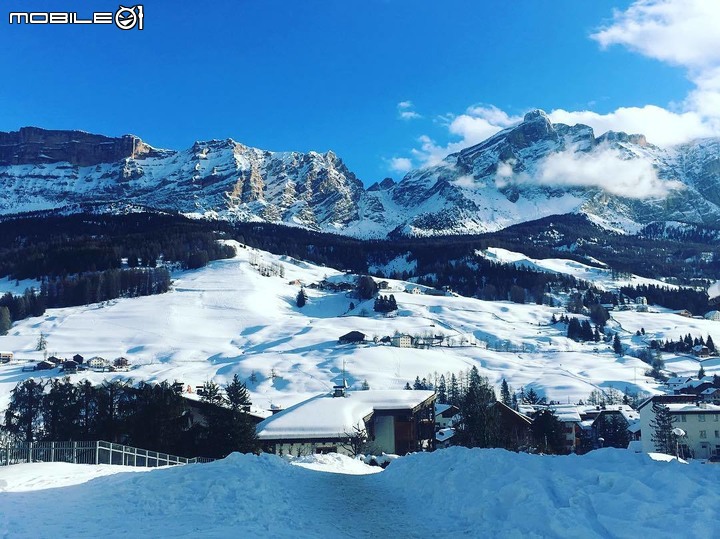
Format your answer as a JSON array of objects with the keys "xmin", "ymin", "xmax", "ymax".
[
  {"xmin": 0, "ymin": 448, "xmax": 717, "ymax": 538},
  {"xmin": 0, "ymin": 243, "xmax": 718, "ymax": 412}
]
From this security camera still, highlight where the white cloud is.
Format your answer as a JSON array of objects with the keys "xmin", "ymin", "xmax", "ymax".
[
  {"xmin": 547, "ymin": 106, "xmax": 714, "ymax": 147},
  {"xmin": 388, "ymin": 157, "xmax": 413, "ymax": 173},
  {"xmin": 496, "ymin": 145, "xmax": 684, "ymax": 199},
  {"xmin": 397, "ymin": 101, "xmax": 422, "ymax": 121},
  {"xmin": 410, "ymin": 106, "xmax": 522, "ymax": 167},
  {"xmin": 591, "ymin": 0, "xmax": 720, "ymax": 69},
  {"xmin": 399, "ymin": 110, "xmax": 421, "ymax": 120}
]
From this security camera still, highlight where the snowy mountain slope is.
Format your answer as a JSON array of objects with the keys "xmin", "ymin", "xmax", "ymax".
[
  {"xmin": 1, "ymin": 243, "xmax": 718, "ymax": 413},
  {"xmin": 1, "ymin": 448, "xmax": 718, "ymax": 538},
  {"xmin": 2, "ymin": 116, "xmax": 720, "ymax": 237}
]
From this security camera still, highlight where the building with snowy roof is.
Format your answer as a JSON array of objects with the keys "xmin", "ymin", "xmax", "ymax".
[
  {"xmin": 639, "ymin": 395, "xmax": 720, "ymax": 459},
  {"xmin": 704, "ymin": 310, "xmax": 720, "ymax": 322},
  {"xmin": 256, "ymin": 389, "xmax": 436, "ymax": 457}
]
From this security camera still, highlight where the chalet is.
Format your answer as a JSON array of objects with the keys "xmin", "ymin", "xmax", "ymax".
[
  {"xmin": 88, "ymin": 356, "xmax": 108, "ymax": 370},
  {"xmin": 256, "ymin": 390, "xmax": 436, "ymax": 457},
  {"xmin": 114, "ymin": 357, "xmax": 130, "ymax": 368},
  {"xmin": 62, "ymin": 360, "xmax": 79, "ymax": 374},
  {"xmin": 701, "ymin": 387, "xmax": 720, "ymax": 403},
  {"xmin": 390, "ymin": 334, "xmax": 413, "ymax": 348},
  {"xmin": 675, "ymin": 310, "xmax": 694, "ymax": 318},
  {"xmin": 47, "ymin": 356, "xmax": 62, "ymax": 365},
  {"xmin": 406, "ymin": 286, "xmax": 422, "ymax": 295},
  {"xmin": 378, "ymin": 281, "xmax": 390, "ymax": 290},
  {"xmin": 692, "ymin": 345, "xmax": 710, "ymax": 358},
  {"xmin": 35, "ymin": 360, "xmax": 55, "ymax": 371},
  {"xmin": 639, "ymin": 395, "xmax": 720, "ymax": 459},
  {"xmin": 72, "ymin": 354, "xmax": 84, "ymax": 364},
  {"xmin": 635, "ymin": 296, "xmax": 648, "ymax": 305},
  {"xmin": 435, "ymin": 403, "xmax": 461, "ymax": 429},
  {"xmin": 338, "ymin": 331, "xmax": 366, "ymax": 345},
  {"xmin": 0, "ymin": 351, "xmax": 14, "ymax": 363},
  {"xmin": 491, "ymin": 401, "xmax": 533, "ymax": 448},
  {"xmin": 704, "ymin": 310, "xmax": 720, "ymax": 322},
  {"xmin": 666, "ymin": 377, "xmax": 693, "ymax": 392}
]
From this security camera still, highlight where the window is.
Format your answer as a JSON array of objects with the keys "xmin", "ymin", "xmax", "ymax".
[
  {"xmin": 699, "ymin": 414, "xmax": 706, "ymax": 422},
  {"xmin": 715, "ymin": 431, "xmax": 719, "ymax": 438},
  {"xmin": 681, "ymin": 415, "xmax": 687, "ymax": 422},
  {"xmin": 714, "ymin": 414, "xmax": 719, "ymax": 422},
  {"xmin": 700, "ymin": 430, "xmax": 707, "ymax": 439}
]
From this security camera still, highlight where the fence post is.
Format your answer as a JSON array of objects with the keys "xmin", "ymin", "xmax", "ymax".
[
  {"xmin": 73, "ymin": 441, "xmax": 77, "ymax": 464},
  {"xmin": 95, "ymin": 442, "xmax": 99, "ymax": 465},
  {"xmin": 27, "ymin": 442, "xmax": 32, "ymax": 464}
]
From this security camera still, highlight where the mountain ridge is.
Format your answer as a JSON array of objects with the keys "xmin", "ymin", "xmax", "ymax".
[{"xmin": 1, "ymin": 112, "xmax": 719, "ymax": 238}]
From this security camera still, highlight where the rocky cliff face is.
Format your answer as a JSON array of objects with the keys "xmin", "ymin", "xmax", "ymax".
[
  {"xmin": 1, "ymin": 117, "xmax": 719, "ymax": 238},
  {"xmin": 0, "ymin": 127, "xmax": 154, "ymax": 167},
  {"xmin": 0, "ymin": 129, "xmax": 364, "ymax": 231}
]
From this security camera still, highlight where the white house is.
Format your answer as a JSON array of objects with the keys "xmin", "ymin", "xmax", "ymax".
[
  {"xmin": 435, "ymin": 403, "xmax": 460, "ymax": 429},
  {"xmin": 639, "ymin": 395, "xmax": 720, "ymax": 459},
  {"xmin": 87, "ymin": 356, "xmax": 107, "ymax": 370},
  {"xmin": 635, "ymin": 296, "xmax": 648, "ymax": 305},
  {"xmin": 666, "ymin": 377, "xmax": 693, "ymax": 392},
  {"xmin": 0, "ymin": 351, "xmax": 13, "ymax": 363},
  {"xmin": 704, "ymin": 310, "xmax": 720, "ymax": 322},
  {"xmin": 256, "ymin": 389, "xmax": 436, "ymax": 457},
  {"xmin": 390, "ymin": 334, "xmax": 413, "ymax": 348},
  {"xmin": 405, "ymin": 286, "xmax": 422, "ymax": 295}
]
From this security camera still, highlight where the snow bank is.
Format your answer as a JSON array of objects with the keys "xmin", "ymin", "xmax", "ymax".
[
  {"xmin": 1, "ymin": 449, "xmax": 718, "ymax": 538},
  {"xmin": 383, "ymin": 447, "xmax": 718, "ymax": 538}
]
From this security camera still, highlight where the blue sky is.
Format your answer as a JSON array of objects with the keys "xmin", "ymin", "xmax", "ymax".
[{"xmin": 1, "ymin": 0, "xmax": 717, "ymax": 184}]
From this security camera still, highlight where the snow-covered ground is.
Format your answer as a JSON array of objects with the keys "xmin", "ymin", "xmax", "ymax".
[
  {"xmin": 0, "ymin": 448, "xmax": 717, "ymax": 538},
  {"xmin": 0, "ymin": 243, "xmax": 717, "ymax": 412}
]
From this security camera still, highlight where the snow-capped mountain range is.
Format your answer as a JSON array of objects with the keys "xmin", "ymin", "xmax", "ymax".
[{"xmin": 1, "ymin": 111, "xmax": 719, "ymax": 237}]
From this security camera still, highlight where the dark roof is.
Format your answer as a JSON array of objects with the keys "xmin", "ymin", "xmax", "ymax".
[{"xmin": 339, "ymin": 331, "xmax": 366, "ymax": 342}]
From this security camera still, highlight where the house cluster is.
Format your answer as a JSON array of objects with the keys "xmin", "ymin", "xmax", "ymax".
[
  {"xmin": 21, "ymin": 354, "xmax": 130, "ymax": 374},
  {"xmin": 337, "ymin": 331, "xmax": 447, "ymax": 349},
  {"xmin": 665, "ymin": 376, "xmax": 720, "ymax": 402},
  {"xmin": 519, "ymin": 403, "xmax": 641, "ymax": 452}
]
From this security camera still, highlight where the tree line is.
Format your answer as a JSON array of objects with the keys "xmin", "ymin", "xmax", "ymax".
[
  {"xmin": 0, "ymin": 267, "xmax": 171, "ymax": 332},
  {"xmin": 1, "ymin": 375, "xmax": 258, "ymax": 459}
]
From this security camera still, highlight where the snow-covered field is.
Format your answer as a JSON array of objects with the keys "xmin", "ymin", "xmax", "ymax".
[
  {"xmin": 0, "ymin": 448, "xmax": 717, "ymax": 538},
  {"xmin": 0, "ymin": 242, "xmax": 718, "ymax": 412}
]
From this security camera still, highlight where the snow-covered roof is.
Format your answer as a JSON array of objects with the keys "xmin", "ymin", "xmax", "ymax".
[
  {"xmin": 666, "ymin": 377, "xmax": 692, "ymax": 385},
  {"xmin": 665, "ymin": 403, "xmax": 720, "ymax": 413},
  {"xmin": 257, "ymin": 390, "xmax": 435, "ymax": 441},
  {"xmin": 436, "ymin": 428, "xmax": 455, "ymax": 443},
  {"xmin": 435, "ymin": 403, "xmax": 454, "ymax": 415}
]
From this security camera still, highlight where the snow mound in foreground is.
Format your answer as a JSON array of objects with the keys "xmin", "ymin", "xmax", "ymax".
[
  {"xmin": 1, "ymin": 449, "xmax": 718, "ymax": 538},
  {"xmin": 383, "ymin": 447, "xmax": 717, "ymax": 538}
]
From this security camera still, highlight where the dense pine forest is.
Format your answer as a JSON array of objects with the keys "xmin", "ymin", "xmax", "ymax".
[{"xmin": 2, "ymin": 375, "xmax": 258, "ymax": 459}]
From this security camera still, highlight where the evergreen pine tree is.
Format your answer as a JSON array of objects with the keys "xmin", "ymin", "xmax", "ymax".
[
  {"xmin": 404, "ymin": 382, "xmax": 412, "ymax": 390},
  {"xmin": 0, "ymin": 306, "xmax": 11, "ymax": 336},
  {"xmin": 296, "ymin": 288, "xmax": 307, "ymax": 308},
  {"xmin": 413, "ymin": 376, "xmax": 424, "ymax": 390},
  {"xmin": 4, "ymin": 379, "xmax": 45, "ymax": 442},
  {"xmin": 361, "ymin": 379, "xmax": 370, "ymax": 390},
  {"xmin": 698, "ymin": 365, "xmax": 706, "ymax": 379},
  {"xmin": 707, "ymin": 335, "xmax": 716, "ymax": 354},
  {"xmin": 500, "ymin": 379, "xmax": 512, "ymax": 407},
  {"xmin": 531, "ymin": 410, "xmax": 566, "ymax": 454},
  {"xmin": 437, "ymin": 375, "xmax": 447, "ymax": 404},
  {"xmin": 650, "ymin": 402, "xmax": 675, "ymax": 454},
  {"xmin": 35, "ymin": 333, "xmax": 47, "ymax": 352},
  {"xmin": 456, "ymin": 366, "xmax": 498, "ymax": 448},
  {"xmin": 225, "ymin": 375, "xmax": 251, "ymax": 411},
  {"xmin": 448, "ymin": 374, "xmax": 460, "ymax": 405},
  {"xmin": 613, "ymin": 334, "xmax": 623, "ymax": 355},
  {"xmin": 200, "ymin": 380, "xmax": 225, "ymax": 406}
]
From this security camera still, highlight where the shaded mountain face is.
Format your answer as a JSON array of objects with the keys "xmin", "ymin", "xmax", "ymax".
[{"xmin": 1, "ymin": 114, "xmax": 719, "ymax": 238}]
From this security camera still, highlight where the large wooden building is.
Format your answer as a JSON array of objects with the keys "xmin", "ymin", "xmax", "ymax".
[{"xmin": 256, "ymin": 389, "xmax": 436, "ymax": 457}]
